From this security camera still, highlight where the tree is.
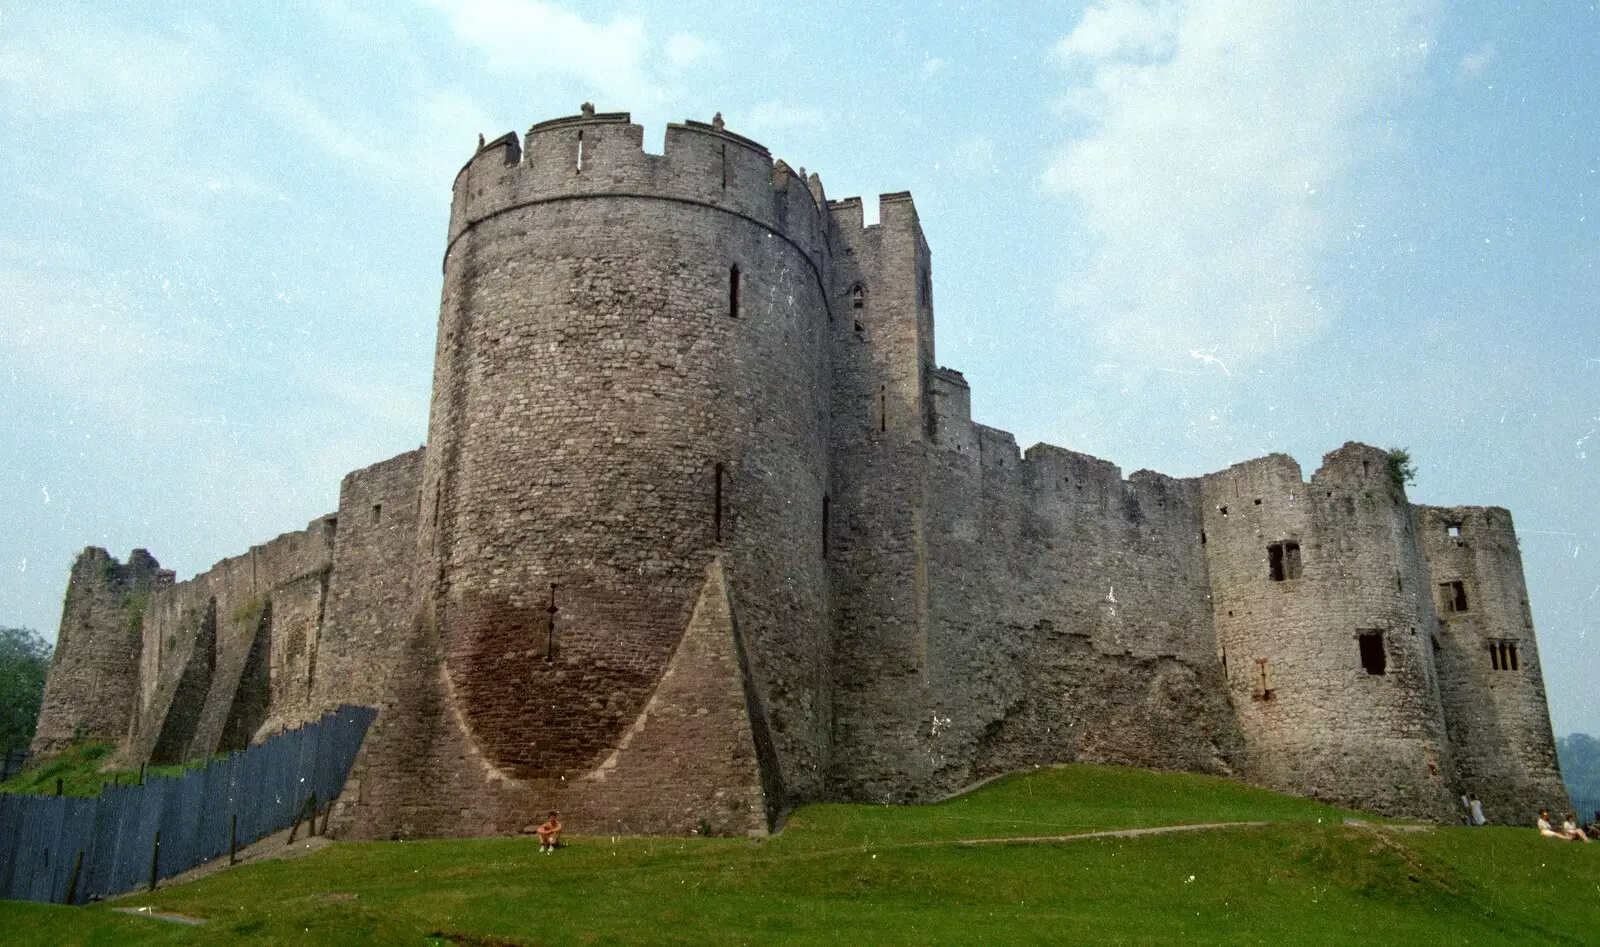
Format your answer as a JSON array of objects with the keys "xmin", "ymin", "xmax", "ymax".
[
  {"xmin": 1557, "ymin": 733, "xmax": 1600, "ymax": 801},
  {"xmin": 1385, "ymin": 447, "xmax": 1417, "ymax": 491},
  {"xmin": 0, "ymin": 627, "xmax": 53, "ymax": 752}
]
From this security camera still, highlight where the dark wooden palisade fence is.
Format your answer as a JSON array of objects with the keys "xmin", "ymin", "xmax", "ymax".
[{"xmin": 0, "ymin": 704, "xmax": 374, "ymax": 904}]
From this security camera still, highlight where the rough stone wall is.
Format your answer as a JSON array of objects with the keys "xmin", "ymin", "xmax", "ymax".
[
  {"xmin": 1200, "ymin": 445, "xmax": 1458, "ymax": 820},
  {"xmin": 124, "ymin": 517, "xmax": 336, "ymax": 764},
  {"xmin": 375, "ymin": 109, "xmax": 830, "ymax": 836},
  {"xmin": 307, "ymin": 449, "xmax": 424, "ymax": 719},
  {"xmin": 31, "ymin": 548, "xmax": 171, "ymax": 754},
  {"xmin": 824, "ymin": 194, "xmax": 937, "ymax": 802},
  {"xmin": 921, "ymin": 380, "xmax": 1241, "ymax": 793},
  {"xmin": 1418, "ymin": 505, "xmax": 1569, "ymax": 822}
]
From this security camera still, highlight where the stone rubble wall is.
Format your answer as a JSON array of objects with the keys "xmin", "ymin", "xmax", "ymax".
[
  {"xmin": 1200, "ymin": 445, "xmax": 1458, "ymax": 820},
  {"xmin": 921, "ymin": 378, "xmax": 1243, "ymax": 794},
  {"xmin": 31, "ymin": 548, "xmax": 170, "ymax": 755},
  {"xmin": 1418, "ymin": 505, "xmax": 1570, "ymax": 822}
]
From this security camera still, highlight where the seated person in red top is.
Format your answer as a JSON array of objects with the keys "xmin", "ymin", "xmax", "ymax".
[{"xmin": 537, "ymin": 811, "xmax": 563, "ymax": 853}]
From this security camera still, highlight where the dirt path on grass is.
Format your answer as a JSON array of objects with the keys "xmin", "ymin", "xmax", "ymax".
[{"xmin": 942, "ymin": 821, "xmax": 1270, "ymax": 847}]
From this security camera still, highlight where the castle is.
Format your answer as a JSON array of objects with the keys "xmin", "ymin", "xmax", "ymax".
[{"xmin": 33, "ymin": 106, "xmax": 1569, "ymax": 836}]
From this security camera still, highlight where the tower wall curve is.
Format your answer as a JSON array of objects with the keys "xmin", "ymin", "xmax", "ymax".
[{"xmin": 415, "ymin": 110, "xmax": 835, "ymax": 816}]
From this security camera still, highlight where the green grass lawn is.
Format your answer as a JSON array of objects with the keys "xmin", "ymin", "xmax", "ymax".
[{"xmin": 2, "ymin": 765, "xmax": 1595, "ymax": 945}]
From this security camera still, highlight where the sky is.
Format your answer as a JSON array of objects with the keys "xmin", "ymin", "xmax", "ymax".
[{"xmin": 1, "ymin": 1, "xmax": 1595, "ymax": 735}]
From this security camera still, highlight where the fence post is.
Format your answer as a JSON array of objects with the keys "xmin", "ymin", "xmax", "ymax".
[
  {"xmin": 147, "ymin": 831, "xmax": 160, "ymax": 892},
  {"xmin": 229, "ymin": 814, "xmax": 238, "ymax": 866},
  {"xmin": 64, "ymin": 851, "xmax": 83, "ymax": 906},
  {"xmin": 55, "ymin": 777, "xmax": 63, "ymax": 797}
]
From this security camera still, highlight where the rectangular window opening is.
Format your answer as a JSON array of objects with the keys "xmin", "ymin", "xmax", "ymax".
[
  {"xmin": 879, "ymin": 385, "xmax": 887, "ymax": 433},
  {"xmin": 1268, "ymin": 541, "xmax": 1302, "ymax": 581},
  {"xmin": 1439, "ymin": 580, "xmax": 1468, "ymax": 613},
  {"xmin": 1358, "ymin": 631, "xmax": 1387, "ymax": 675},
  {"xmin": 1447, "ymin": 523, "xmax": 1462, "ymax": 538},
  {"xmin": 729, "ymin": 265, "xmax": 740, "ymax": 318},
  {"xmin": 371, "ymin": 503, "xmax": 382, "ymax": 525},
  {"xmin": 1253, "ymin": 658, "xmax": 1275, "ymax": 701},
  {"xmin": 576, "ymin": 130, "xmax": 584, "ymax": 173}
]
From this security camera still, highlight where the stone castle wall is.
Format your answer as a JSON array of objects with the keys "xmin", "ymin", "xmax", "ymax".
[
  {"xmin": 1199, "ymin": 446, "xmax": 1459, "ymax": 820},
  {"xmin": 34, "ymin": 106, "xmax": 1569, "ymax": 834},
  {"xmin": 919, "ymin": 391, "xmax": 1244, "ymax": 795},
  {"xmin": 126, "ymin": 517, "xmax": 335, "ymax": 765},
  {"xmin": 31, "ymin": 548, "xmax": 170, "ymax": 754},
  {"xmin": 1418, "ymin": 505, "xmax": 1570, "ymax": 821}
]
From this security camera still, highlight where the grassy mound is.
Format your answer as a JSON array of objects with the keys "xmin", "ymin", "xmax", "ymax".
[
  {"xmin": 1, "ymin": 764, "xmax": 1595, "ymax": 944},
  {"xmin": 0, "ymin": 742, "xmax": 209, "ymax": 798},
  {"xmin": 0, "ymin": 741, "xmax": 123, "ymax": 797}
]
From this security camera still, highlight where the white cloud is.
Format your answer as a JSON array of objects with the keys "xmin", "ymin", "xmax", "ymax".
[
  {"xmin": 0, "ymin": 14, "xmax": 217, "ymax": 120},
  {"xmin": 1054, "ymin": 0, "xmax": 1181, "ymax": 62},
  {"xmin": 423, "ymin": 0, "xmax": 676, "ymax": 104},
  {"xmin": 1458, "ymin": 41, "xmax": 1495, "ymax": 79},
  {"xmin": 1042, "ymin": 0, "xmax": 1441, "ymax": 366},
  {"xmin": 664, "ymin": 32, "xmax": 713, "ymax": 72}
]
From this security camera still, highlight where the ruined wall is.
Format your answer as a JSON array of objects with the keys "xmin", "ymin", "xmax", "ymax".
[
  {"xmin": 1200, "ymin": 445, "xmax": 1457, "ymax": 819},
  {"xmin": 920, "ymin": 377, "xmax": 1241, "ymax": 794},
  {"xmin": 824, "ymin": 193, "xmax": 938, "ymax": 802},
  {"xmin": 357, "ymin": 108, "xmax": 833, "ymax": 837},
  {"xmin": 307, "ymin": 449, "xmax": 424, "ymax": 717},
  {"xmin": 1419, "ymin": 505, "xmax": 1569, "ymax": 822},
  {"xmin": 31, "ymin": 549, "xmax": 171, "ymax": 754},
  {"xmin": 127, "ymin": 518, "xmax": 336, "ymax": 765}
]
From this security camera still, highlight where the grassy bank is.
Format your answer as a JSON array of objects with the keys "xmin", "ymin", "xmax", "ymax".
[
  {"xmin": 0, "ymin": 742, "xmax": 208, "ymax": 798},
  {"xmin": 1, "ymin": 765, "xmax": 1595, "ymax": 944}
]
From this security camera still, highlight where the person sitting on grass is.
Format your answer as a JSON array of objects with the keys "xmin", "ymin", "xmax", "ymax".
[
  {"xmin": 1537, "ymin": 811, "xmax": 1564, "ymax": 839},
  {"xmin": 1559, "ymin": 812, "xmax": 1591, "ymax": 843},
  {"xmin": 537, "ymin": 811, "xmax": 563, "ymax": 853}
]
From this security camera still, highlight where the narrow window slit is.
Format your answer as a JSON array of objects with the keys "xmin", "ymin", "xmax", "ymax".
[
  {"xmin": 728, "ymin": 265, "xmax": 740, "ymax": 318},
  {"xmin": 576, "ymin": 131, "xmax": 584, "ymax": 173},
  {"xmin": 822, "ymin": 494, "xmax": 830, "ymax": 559},
  {"xmin": 714, "ymin": 463, "xmax": 725, "ymax": 543}
]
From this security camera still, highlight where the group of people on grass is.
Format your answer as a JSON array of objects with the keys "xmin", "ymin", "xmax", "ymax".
[
  {"xmin": 1462, "ymin": 792, "xmax": 1595, "ymax": 842},
  {"xmin": 1537, "ymin": 809, "xmax": 1594, "ymax": 843}
]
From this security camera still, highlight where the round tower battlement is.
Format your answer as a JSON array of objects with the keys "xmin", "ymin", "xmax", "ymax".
[{"xmin": 448, "ymin": 107, "xmax": 832, "ymax": 284}]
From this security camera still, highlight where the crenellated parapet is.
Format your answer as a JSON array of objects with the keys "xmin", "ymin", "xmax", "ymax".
[{"xmin": 448, "ymin": 105, "xmax": 833, "ymax": 283}]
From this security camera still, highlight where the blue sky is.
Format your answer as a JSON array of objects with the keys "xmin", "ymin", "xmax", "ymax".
[{"xmin": 1, "ymin": 1, "xmax": 1595, "ymax": 735}]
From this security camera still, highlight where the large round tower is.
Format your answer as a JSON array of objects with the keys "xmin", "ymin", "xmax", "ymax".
[{"xmin": 410, "ymin": 107, "xmax": 835, "ymax": 834}]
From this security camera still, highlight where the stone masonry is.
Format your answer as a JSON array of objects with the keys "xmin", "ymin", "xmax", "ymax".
[{"xmin": 32, "ymin": 106, "xmax": 1570, "ymax": 833}]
